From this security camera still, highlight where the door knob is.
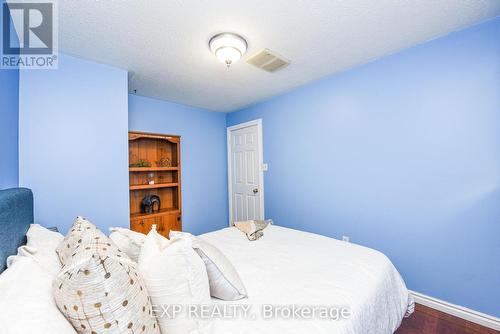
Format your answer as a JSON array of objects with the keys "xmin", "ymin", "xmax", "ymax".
[{"xmin": 253, "ymin": 188, "xmax": 259, "ymax": 194}]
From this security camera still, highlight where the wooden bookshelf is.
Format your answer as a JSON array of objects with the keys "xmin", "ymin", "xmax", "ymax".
[{"xmin": 129, "ymin": 131, "xmax": 181, "ymax": 237}]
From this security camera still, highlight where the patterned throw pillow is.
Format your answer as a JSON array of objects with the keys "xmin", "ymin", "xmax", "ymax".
[
  {"xmin": 53, "ymin": 218, "xmax": 160, "ymax": 334},
  {"xmin": 55, "ymin": 216, "xmax": 99, "ymax": 265}
]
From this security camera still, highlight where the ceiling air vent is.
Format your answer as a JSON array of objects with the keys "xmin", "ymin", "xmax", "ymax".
[{"xmin": 246, "ymin": 48, "xmax": 289, "ymax": 72}]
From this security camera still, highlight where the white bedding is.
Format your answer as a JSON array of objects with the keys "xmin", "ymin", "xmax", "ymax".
[{"xmin": 200, "ymin": 225, "xmax": 412, "ymax": 334}]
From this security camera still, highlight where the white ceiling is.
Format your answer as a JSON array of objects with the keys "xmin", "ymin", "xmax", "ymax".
[{"xmin": 57, "ymin": 0, "xmax": 500, "ymax": 112}]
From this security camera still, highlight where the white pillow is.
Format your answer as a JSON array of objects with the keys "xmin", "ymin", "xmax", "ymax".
[
  {"xmin": 109, "ymin": 227, "xmax": 146, "ymax": 262},
  {"xmin": 11, "ymin": 224, "xmax": 64, "ymax": 276},
  {"xmin": 0, "ymin": 256, "xmax": 76, "ymax": 334},
  {"xmin": 170, "ymin": 231, "xmax": 248, "ymax": 301},
  {"xmin": 139, "ymin": 226, "xmax": 212, "ymax": 334}
]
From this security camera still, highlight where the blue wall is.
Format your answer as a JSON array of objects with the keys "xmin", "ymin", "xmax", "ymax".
[
  {"xmin": 0, "ymin": 1, "xmax": 19, "ymax": 189},
  {"xmin": 16, "ymin": 53, "xmax": 228, "ymax": 236},
  {"xmin": 129, "ymin": 95, "xmax": 228, "ymax": 235},
  {"xmin": 19, "ymin": 54, "xmax": 130, "ymax": 233},
  {"xmin": 227, "ymin": 18, "xmax": 500, "ymax": 316},
  {"xmin": 0, "ymin": 66, "xmax": 19, "ymax": 189}
]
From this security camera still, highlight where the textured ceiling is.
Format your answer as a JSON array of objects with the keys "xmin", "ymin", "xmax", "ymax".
[{"xmin": 57, "ymin": 0, "xmax": 500, "ymax": 112}]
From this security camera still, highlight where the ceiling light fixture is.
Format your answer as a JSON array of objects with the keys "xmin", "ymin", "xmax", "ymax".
[{"xmin": 209, "ymin": 32, "xmax": 247, "ymax": 67}]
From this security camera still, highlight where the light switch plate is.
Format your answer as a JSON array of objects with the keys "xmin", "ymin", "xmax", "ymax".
[{"xmin": 261, "ymin": 163, "xmax": 268, "ymax": 171}]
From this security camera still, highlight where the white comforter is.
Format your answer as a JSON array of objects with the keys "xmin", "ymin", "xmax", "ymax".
[{"xmin": 200, "ymin": 225, "xmax": 412, "ymax": 334}]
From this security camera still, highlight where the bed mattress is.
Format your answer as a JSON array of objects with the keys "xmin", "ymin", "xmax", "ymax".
[{"xmin": 199, "ymin": 225, "xmax": 412, "ymax": 334}]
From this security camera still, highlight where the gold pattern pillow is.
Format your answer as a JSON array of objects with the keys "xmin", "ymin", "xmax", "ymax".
[
  {"xmin": 53, "ymin": 219, "xmax": 160, "ymax": 334},
  {"xmin": 55, "ymin": 216, "xmax": 100, "ymax": 265}
]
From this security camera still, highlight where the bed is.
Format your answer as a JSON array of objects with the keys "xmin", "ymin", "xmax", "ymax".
[
  {"xmin": 0, "ymin": 187, "xmax": 413, "ymax": 334},
  {"xmin": 201, "ymin": 225, "xmax": 413, "ymax": 333}
]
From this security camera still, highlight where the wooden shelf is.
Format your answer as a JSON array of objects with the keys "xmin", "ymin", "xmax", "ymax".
[
  {"xmin": 131, "ymin": 208, "xmax": 180, "ymax": 220},
  {"xmin": 129, "ymin": 182, "xmax": 178, "ymax": 190},
  {"xmin": 129, "ymin": 167, "xmax": 178, "ymax": 172},
  {"xmin": 129, "ymin": 132, "xmax": 179, "ymax": 143}
]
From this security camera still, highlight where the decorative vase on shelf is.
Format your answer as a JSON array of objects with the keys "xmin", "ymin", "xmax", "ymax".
[{"xmin": 147, "ymin": 172, "xmax": 155, "ymax": 185}]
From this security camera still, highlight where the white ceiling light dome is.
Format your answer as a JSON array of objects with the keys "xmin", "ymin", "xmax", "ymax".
[{"xmin": 209, "ymin": 32, "xmax": 247, "ymax": 67}]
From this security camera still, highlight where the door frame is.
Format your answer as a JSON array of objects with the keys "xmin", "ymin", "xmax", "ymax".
[{"xmin": 227, "ymin": 119, "xmax": 265, "ymax": 226}]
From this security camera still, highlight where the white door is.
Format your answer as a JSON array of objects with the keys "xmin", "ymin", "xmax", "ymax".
[{"xmin": 227, "ymin": 119, "xmax": 264, "ymax": 224}]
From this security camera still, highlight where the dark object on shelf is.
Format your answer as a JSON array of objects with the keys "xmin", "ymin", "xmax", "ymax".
[
  {"xmin": 156, "ymin": 157, "xmax": 171, "ymax": 167},
  {"xmin": 129, "ymin": 159, "xmax": 152, "ymax": 168},
  {"xmin": 140, "ymin": 195, "xmax": 161, "ymax": 214}
]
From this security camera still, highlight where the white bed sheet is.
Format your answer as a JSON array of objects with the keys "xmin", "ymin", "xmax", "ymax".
[{"xmin": 199, "ymin": 225, "xmax": 412, "ymax": 334}]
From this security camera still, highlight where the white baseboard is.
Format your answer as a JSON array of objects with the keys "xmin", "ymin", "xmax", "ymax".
[{"xmin": 409, "ymin": 290, "xmax": 500, "ymax": 331}]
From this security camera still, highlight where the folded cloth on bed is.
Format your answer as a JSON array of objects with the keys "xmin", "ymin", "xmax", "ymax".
[{"xmin": 234, "ymin": 219, "xmax": 272, "ymax": 241}]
